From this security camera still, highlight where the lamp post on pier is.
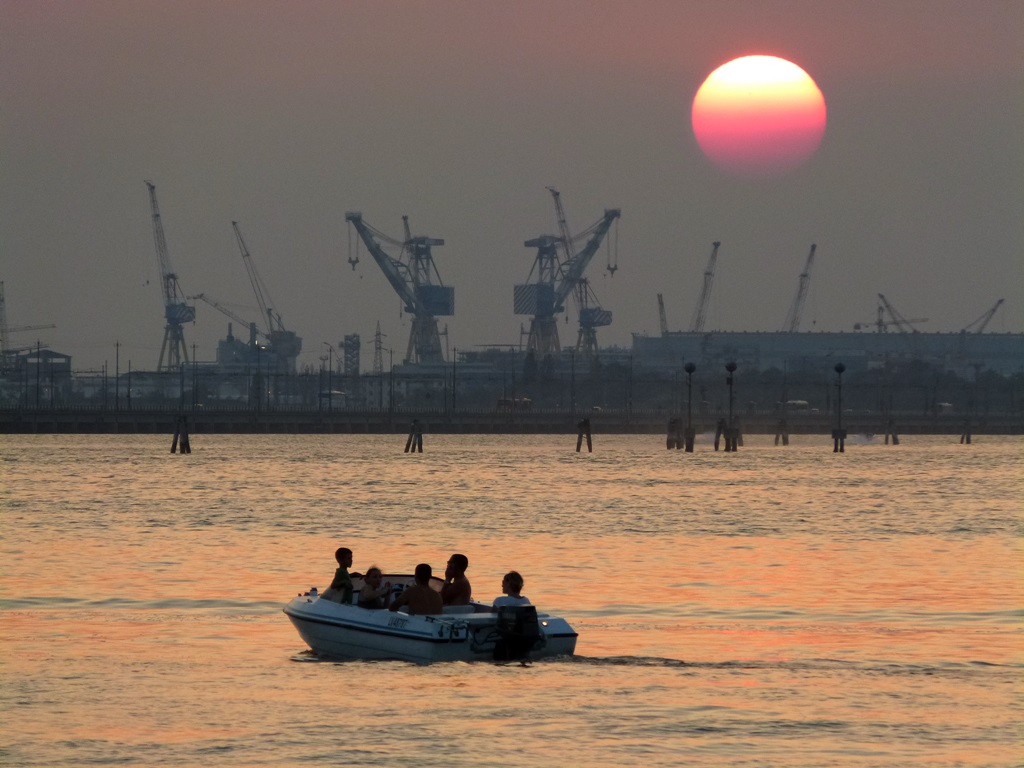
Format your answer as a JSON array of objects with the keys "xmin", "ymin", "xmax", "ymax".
[{"xmin": 323, "ymin": 342, "xmax": 333, "ymax": 411}]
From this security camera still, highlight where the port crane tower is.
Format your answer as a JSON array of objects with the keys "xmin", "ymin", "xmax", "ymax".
[
  {"xmin": 689, "ymin": 242, "xmax": 721, "ymax": 333},
  {"xmin": 345, "ymin": 212, "xmax": 453, "ymax": 365},
  {"xmin": 0, "ymin": 281, "xmax": 56, "ymax": 355},
  {"xmin": 232, "ymin": 221, "xmax": 302, "ymax": 374},
  {"xmin": 781, "ymin": 244, "xmax": 816, "ymax": 332},
  {"xmin": 515, "ymin": 189, "xmax": 620, "ymax": 362},
  {"xmin": 145, "ymin": 181, "xmax": 196, "ymax": 371}
]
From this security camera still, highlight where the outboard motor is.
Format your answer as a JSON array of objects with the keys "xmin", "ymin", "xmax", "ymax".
[{"xmin": 494, "ymin": 605, "xmax": 542, "ymax": 661}]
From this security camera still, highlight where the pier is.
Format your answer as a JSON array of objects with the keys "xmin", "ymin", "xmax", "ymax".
[{"xmin": 2, "ymin": 406, "xmax": 1020, "ymax": 436}]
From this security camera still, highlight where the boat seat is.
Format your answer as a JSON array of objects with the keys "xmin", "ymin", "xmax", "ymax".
[
  {"xmin": 494, "ymin": 605, "xmax": 541, "ymax": 661},
  {"xmin": 442, "ymin": 605, "xmax": 475, "ymax": 615}
]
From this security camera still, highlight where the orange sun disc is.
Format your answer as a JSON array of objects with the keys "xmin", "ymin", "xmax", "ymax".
[{"xmin": 692, "ymin": 55, "xmax": 827, "ymax": 178}]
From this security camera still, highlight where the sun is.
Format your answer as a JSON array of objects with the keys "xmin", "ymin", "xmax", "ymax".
[{"xmin": 692, "ymin": 55, "xmax": 827, "ymax": 178}]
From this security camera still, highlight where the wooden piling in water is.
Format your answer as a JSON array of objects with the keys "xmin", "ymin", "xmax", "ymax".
[
  {"xmin": 405, "ymin": 419, "xmax": 424, "ymax": 452},
  {"xmin": 774, "ymin": 419, "xmax": 790, "ymax": 446},
  {"xmin": 576, "ymin": 418, "xmax": 592, "ymax": 453},
  {"xmin": 171, "ymin": 414, "xmax": 191, "ymax": 454},
  {"xmin": 666, "ymin": 418, "xmax": 682, "ymax": 450},
  {"xmin": 832, "ymin": 428, "xmax": 847, "ymax": 453}
]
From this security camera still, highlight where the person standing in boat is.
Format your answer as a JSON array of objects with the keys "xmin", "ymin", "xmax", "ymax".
[
  {"xmin": 321, "ymin": 547, "xmax": 354, "ymax": 604},
  {"xmin": 357, "ymin": 566, "xmax": 391, "ymax": 609},
  {"xmin": 388, "ymin": 563, "xmax": 443, "ymax": 615},
  {"xmin": 492, "ymin": 571, "xmax": 530, "ymax": 610},
  {"xmin": 441, "ymin": 553, "xmax": 472, "ymax": 606}
]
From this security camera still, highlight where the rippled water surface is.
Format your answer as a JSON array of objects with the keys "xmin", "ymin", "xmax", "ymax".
[{"xmin": 2, "ymin": 434, "xmax": 1022, "ymax": 766}]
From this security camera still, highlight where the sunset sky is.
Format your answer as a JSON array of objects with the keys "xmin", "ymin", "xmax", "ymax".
[{"xmin": 2, "ymin": 1, "xmax": 1021, "ymax": 371}]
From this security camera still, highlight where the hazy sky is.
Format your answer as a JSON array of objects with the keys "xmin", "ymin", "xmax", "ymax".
[{"xmin": 2, "ymin": 1, "xmax": 1021, "ymax": 371}]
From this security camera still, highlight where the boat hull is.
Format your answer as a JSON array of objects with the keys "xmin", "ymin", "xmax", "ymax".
[{"xmin": 283, "ymin": 595, "xmax": 577, "ymax": 664}]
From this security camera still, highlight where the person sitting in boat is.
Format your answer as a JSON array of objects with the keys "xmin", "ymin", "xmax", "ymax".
[
  {"xmin": 357, "ymin": 566, "xmax": 391, "ymax": 610},
  {"xmin": 389, "ymin": 563, "xmax": 443, "ymax": 615},
  {"xmin": 321, "ymin": 547, "xmax": 354, "ymax": 604},
  {"xmin": 441, "ymin": 553, "xmax": 472, "ymax": 606},
  {"xmin": 492, "ymin": 570, "xmax": 531, "ymax": 611}
]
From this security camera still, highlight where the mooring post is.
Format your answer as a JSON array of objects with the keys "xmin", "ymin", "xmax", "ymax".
[
  {"xmin": 405, "ymin": 419, "xmax": 423, "ymax": 453},
  {"xmin": 724, "ymin": 362, "xmax": 738, "ymax": 452},
  {"xmin": 170, "ymin": 414, "xmax": 191, "ymax": 454},
  {"xmin": 684, "ymin": 362, "xmax": 696, "ymax": 452},
  {"xmin": 576, "ymin": 417, "xmax": 592, "ymax": 453},
  {"xmin": 179, "ymin": 414, "xmax": 191, "ymax": 454},
  {"xmin": 666, "ymin": 417, "xmax": 682, "ymax": 449},
  {"xmin": 884, "ymin": 417, "xmax": 899, "ymax": 445},
  {"xmin": 775, "ymin": 418, "xmax": 789, "ymax": 446},
  {"xmin": 832, "ymin": 363, "xmax": 847, "ymax": 453}
]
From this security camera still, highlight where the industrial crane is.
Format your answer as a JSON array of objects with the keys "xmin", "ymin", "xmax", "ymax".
[
  {"xmin": 875, "ymin": 294, "xmax": 927, "ymax": 334},
  {"xmin": 145, "ymin": 181, "xmax": 196, "ymax": 371},
  {"xmin": 954, "ymin": 298, "xmax": 1005, "ymax": 364},
  {"xmin": 781, "ymin": 244, "xmax": 816, "ymax": 332},
  {"xmin": 232, "ymin": 221, "xmax": 302, "ymax": 374},
  {"xmin": 960, "ymin": 299, "xmax": 1004, "ymax": 333},
  {"xmin": 189, "ymin": 293, "xmax": 263, "ymax": 348},
  {"xmin": 657, "ymin": 293, "xmax": 668, "ymax": 337},
  {"xmin": 690, "ymin": 242, "xmax": 721, "ymax": 333},
  {"xmin": 514, "ymin": 189, "xmax": 620, "ymax": 361},
  {"xmin": 345, "ymin": 212, "xmax": 453, "ymax": 365},
  {"xmin": 853, "ymin": 302, "xmax": 929, "ymax": 332},
  {"xmin": 0, "ymin": 281, "xmax": 55, "ymax": 355}
]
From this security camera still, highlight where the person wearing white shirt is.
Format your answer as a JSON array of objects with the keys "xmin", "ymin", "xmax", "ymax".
[{"xmin": 492, "ymin": 570, "xmax": 530, "ymax": 610}]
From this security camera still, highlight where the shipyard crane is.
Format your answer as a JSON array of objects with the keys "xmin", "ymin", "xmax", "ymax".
[
  {"xmin": 514, "ymin": 191, "xmax": 620, "ymax": 361},
  {"xmin": 961, "ymin": 299, "xmax": 1004, "ymax": 334},
  {"xmin": 657, "ymin": 293, "xmax": 669, "ymax": 337},
  {"xmin": 954, "ymin": 298, "xmax": 1005, "ymax": 364},
  {"xmin": 189, "ymin": 293, "xmax": 263, "ymax": 347},
  {"xmin": 548, "ymin": 188, "xmax": 620, "ymax": 358},
  {"xmin": 781, "ymin": 244, "xmax": 816, "ymax": 332},
  {"xmin": 853, "ymin": 304, "xmax": 929, "ymax": 332},
  {"xmin": 690, "ymin": 241, "xmax": 721, "ymax": 333},
  {"xmin": 232, "ymin": 221, "xmax": 302, "ymax": 374},
  {"xmin": 876, "ymin": 294, "xmax": 927, "ymax": 334},
  {"xmin": 345, "ymin": 212, "xmax": 453, "ymax": 365},
  {"xmin": 0, "ymin": 281, "xmax": 56, "ymax": 355},
  {"xmin": 145, "ymin": 181, "xmax": 196, "ymax": 371}
]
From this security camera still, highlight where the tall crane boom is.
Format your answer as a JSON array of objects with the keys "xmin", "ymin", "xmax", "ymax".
[
  {"xmin": 145, "ymin": 181, "xmax": 195, "ymax": 371},
  {"xmin": 657, "ymin": 293, "xmax": 668, "ymax": 337},
  {"xmin": 344, "ymin": 212, "xmax": 453, "ymax": 365},
  {"xmin": 232, "ymin": 221, "xmax": 302, "ymax": 373},
  {"xmin": 782, "ymin": 244, "xmax": 816, "ymax": 332},
  {"xmin": 553, "ymin": 207, "xmax": 621, "ymax": 311},
  {"xmin": 690, "ymin": 241, "xmax": 720, "ymax": 333},
  {"xmin": 233, "ymin": 222, "xmax": 278, "ymax": 332},
  {"xmin": 961, "ymin": 299, "xmax": 1004, "ymax": 333}
]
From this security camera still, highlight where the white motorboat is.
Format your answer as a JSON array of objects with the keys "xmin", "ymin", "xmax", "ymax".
[{"xmin": 283, "ymin": 574, "xmax": 578, "ymax": 664}]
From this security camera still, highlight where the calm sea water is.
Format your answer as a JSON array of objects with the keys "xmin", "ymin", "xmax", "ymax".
[{"xmin": 2, "ymin": 433, "xmax": 1021, "ymax": 767}]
